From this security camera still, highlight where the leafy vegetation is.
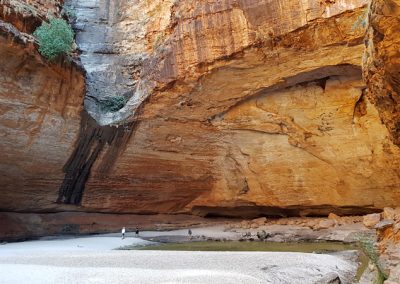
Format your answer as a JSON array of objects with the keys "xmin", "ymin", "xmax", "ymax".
[
  {"xmin": 357, "ymin": 235, "xmax": 388, "ymax": 283},
  {"xmin": 33, "ymin": 18, "xmax": 74, "ymax": 61},
  {"xmin": 100, "ymin": 96, "xmax": 127, "ymax": 112}
]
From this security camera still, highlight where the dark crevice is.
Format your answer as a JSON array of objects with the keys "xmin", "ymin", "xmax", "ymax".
[
  {"xmin": 314, "ymin": 77, "xmax": 328, "ymax": 90},
  {"xmin": 192, "ymin": 205, "xmax": 381, "ymax": 218},
  {"xmin": 209, "ymin": 64, "xmax": 361, "ymax": 122},
  {"xmin": 57, "ymin": 111, "xmax": 136, "ymax": 205}
]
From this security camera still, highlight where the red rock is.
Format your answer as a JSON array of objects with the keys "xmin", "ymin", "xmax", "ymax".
[
  {"xmin": 252, "ymin": 217, "xmax": 267, "ymax": 226},
  {"xmin": 328, "ymin": 213, "xmax": 341, "ymax": 220},
  {"xmin": 316, "ymin": 219, "xmax": 336, "ymax": 230},
  {"xmin": 363, "ymin": 0, "xmax": 400, "ymax": 146},
  {"xmin": 1, "ymin": 0, "xmax": 400, "ymax": 241}
]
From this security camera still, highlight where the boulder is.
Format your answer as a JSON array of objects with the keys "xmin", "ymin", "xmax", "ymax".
[
  {"xmin": 383, "ymin": 207, "xmax": 396, "ymax": 220},
  {"xmin": 316, "ymin": 219, "xmax": 336, "ymax": 230},
  {"xmin": 256, "ymin": 230, "xmax": 269, "ymax": 240},
  {"xmin": 363, "ymin": 214, "xmax": 381, "ymax": 229},
  {"xmin": 374, "ymin": 220, "xmax": 394, "ymax": 230},
  {"xmin": 252, "ymin": 217, "xmax": 267, "ymax": 226},
  {"xmin": 328, "ymin": 213, "xmax": 341, "ymax": 220}
]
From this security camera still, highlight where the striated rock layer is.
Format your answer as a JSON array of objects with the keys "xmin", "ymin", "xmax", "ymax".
[
  {"xmin": 0, "ymin": 2, "xmax": 86, "ymax": 213},
  {"xmin": 1, "ymin": 0, "xmax": 400, "ymax": 234},
  {"xmin": 0, "ymin": 0, "xmax": 61, "ymax": 33},
  {"xmin": 0, "ymin": 211, "xmax": 226, "ymax": 241},
  {"xmin": 363, "ymin": 0, "xmax": 400, "ymax": 146},
  {"xmin": 71, "ymin": 0, "xmax": 400, "ymax": 216}
]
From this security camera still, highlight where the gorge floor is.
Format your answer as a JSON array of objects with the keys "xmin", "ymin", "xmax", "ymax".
[{"xmin": 0, "ymin": 224, "xmax": 376, "ymax": 284}]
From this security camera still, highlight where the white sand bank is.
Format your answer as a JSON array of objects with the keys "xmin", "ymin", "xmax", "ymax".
[
  {"xmin": 0, "ymin": 236, "xmax": 151, "ymax": 257},
  {"xmin": 0, "ymin": 227, "xmax": 359, "ymax": 283},
  {"xmin": 0, "ymin": 250, "xmax": 358, "ymax": 284}
]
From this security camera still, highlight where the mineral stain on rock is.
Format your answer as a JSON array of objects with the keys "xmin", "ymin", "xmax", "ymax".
[
  {"xmin": 2, "ymin": 0, "xmax": 400, "ymax": 231},
  {"xmin": 57, "ymin": 111, "xmax": 135, "ymax": 205}
]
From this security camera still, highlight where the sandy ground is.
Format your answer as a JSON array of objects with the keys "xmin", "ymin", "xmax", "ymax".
[
  {"xmin": 0, "ymin": 226, "xmax": 359, "ymax": 284},
  {"xmin": 0, "ymin": 236, "xmax": 152, "ymax": 257}
]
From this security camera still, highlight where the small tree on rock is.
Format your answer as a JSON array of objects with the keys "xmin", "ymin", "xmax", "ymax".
[{"xmin": 33, "ymin": 18, "xmax": 74, "ymax": 61}]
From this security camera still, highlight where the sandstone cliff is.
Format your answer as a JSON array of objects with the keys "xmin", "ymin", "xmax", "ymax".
[
  {"xmin": 1, "ymin": 0, "xmax": 400, "ymax": 224},
  {"xmin": 363, "ymin": 0, "xmax": 400, "ymax": 146},
  {"xmin": 0, "ymin": 0, "xmax": 85, "ymax": 212}
]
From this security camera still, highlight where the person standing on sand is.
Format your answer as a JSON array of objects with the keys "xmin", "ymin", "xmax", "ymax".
[
  {"xmin": 135, "ymin": 226, "xmax": 139, "ymax": 237},
  {"xmin": 121, "ymin": 227, "xmax": 126, "ymax": 239},
  {"xmin": 188, "ymin": 229, "xmax": 192, "ymax": 240}
]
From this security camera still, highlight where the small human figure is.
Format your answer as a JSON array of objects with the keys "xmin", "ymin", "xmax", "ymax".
[
  {"xmin": 121, "ymin": 227, "xmax": 126, "ymax": 239},
  {"xmin": 188, "ymin": 229, "xmax": 192, "ymax": 240},
  {"xmin": 135, "ymin": 226, "xmax": 139, "ymax": 237}
]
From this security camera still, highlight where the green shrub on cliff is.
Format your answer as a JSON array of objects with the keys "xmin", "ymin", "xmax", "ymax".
[
  {"xmin": 33, "ymin": 18, "xmax": 74, "ymax": 61},
  {"xmin": 100, "ymin": 96, "xmax": 127, "ymax": 112}
]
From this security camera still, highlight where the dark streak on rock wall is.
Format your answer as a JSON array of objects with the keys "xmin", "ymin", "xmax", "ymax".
[{"xmin": 57, "ymin": 111, "xmax": 136, "ymax": 205}]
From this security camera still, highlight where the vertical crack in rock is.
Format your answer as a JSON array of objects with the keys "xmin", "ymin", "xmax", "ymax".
[
  {"xmin": 66, "ymin": 0, "xmax": 149, "ymax": 126},
  {"xmin": 56, "ymin": 0, "xmax": 147, "ymax": 204},
  {"xmin": 57, "ymin": 111, "xmax": 135, "ymax": 205}
]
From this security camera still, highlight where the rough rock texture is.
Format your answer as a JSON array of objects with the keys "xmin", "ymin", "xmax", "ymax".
[
  {"xmin": 0, "ymin": 2, "xmax": 85, "ymax": 212},
  {"xmin": 1, "ymin": 0, "xmax": 400, "ymax": 231},
  {"xmin": 70, "ymin": 0, "xmax": 400, "ymax": 217},
  {"xmin": 0, "ymin": 211, "xmax": 227, "ymax": 241},
  {"xmin": 363, "ymin": 213, "xmax": 382, "ymax": 228},
  {"xmin": 68, "ymin": 0, "xmax": 369, "ymax": 125},
  {"xmin": 66, "ymin": 0, "xmax": 146, "ymax": 123},
  {"xmin": 0, "ymin": 0, "xmax": 61, "ymax": 33},
  {"xmin": 363, "ymin": 0, "xmax": 400, "ymax": 145},
  {"xmin": 375, "ymin": 207, "xmax": 400, "ymax": 283}
]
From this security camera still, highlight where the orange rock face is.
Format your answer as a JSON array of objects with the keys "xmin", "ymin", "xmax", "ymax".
[
  {"xmin": 375, "ymin": 207, "xmax": 400, "ymax": 282},
  {"xmin": 0, "ymin": 0, "xmax": 61, "ymax": 33},
  {"xmin": 0, "ymin": 7, "xmax": 85, "ymax": 212},
  {"xmin": 1, "ymin": 0, "xmax": 400, "ymax": 226},
  {"xmin": 78, "ymin": 0, "xmax": 399, "ymax": 217},
  {"xmin": 363, "ymin": 0, "xmax": 400, "ymax": 145}
]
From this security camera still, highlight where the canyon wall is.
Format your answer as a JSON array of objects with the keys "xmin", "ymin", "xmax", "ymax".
[
  {"xmin": 79, "ymin": 0, "xmax": 400, "ymax": 217},
  {"xmin": 0, "ymin": 0, "xmax": 86, "ymax": 212},
  {"xmin": 1, "ymin": 0, "xmax": 400, "ymax": 234},
  {"xmin": 363, "ymin": 0, "xmax": 400, "ymax": 146}
]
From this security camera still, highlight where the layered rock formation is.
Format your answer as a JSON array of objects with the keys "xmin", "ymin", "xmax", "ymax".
[
  {"xmin": 0, "ymin": 1, "xmax": 86, "ymax": 212},
  {"xmin": 72, "ymin": 0, "xmax": 400, "ymax": 216},
  {"xmin": 376, "ymin": 208, "xmax": 400, "ymax": 283},
  {"xmin": 363, "ymin": 0, "xmax": 400, "ymax": 146},
  {"xmin": 1, "ymin": 0, "xmax": 400, "ymax": 233},
  {"xmin": 0, "ymin": 0, "xmax": 60, "ymax": 33}
]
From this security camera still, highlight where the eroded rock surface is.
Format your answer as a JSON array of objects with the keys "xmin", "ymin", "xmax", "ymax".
[
  {"xmin": 363, "ymin": 0, "xmax": 400, "ymax": 145},
  {"xmin": 71, "ymin": 0, "xmax": 400, "ymax": 217},
  {"xmin": 375, "ymin": 207, "xmax": 400, "ymax": 283},
  {"xmin": 1, "ymin": 0, "xmax": 400, "ymax": 232},
  {"xmin": 0, "ymin": 2, "xmax": 85, "ymax": 212},
  {"xmin": 0, "ymin": 0, "xmax": 61, "ymax": 33}
]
